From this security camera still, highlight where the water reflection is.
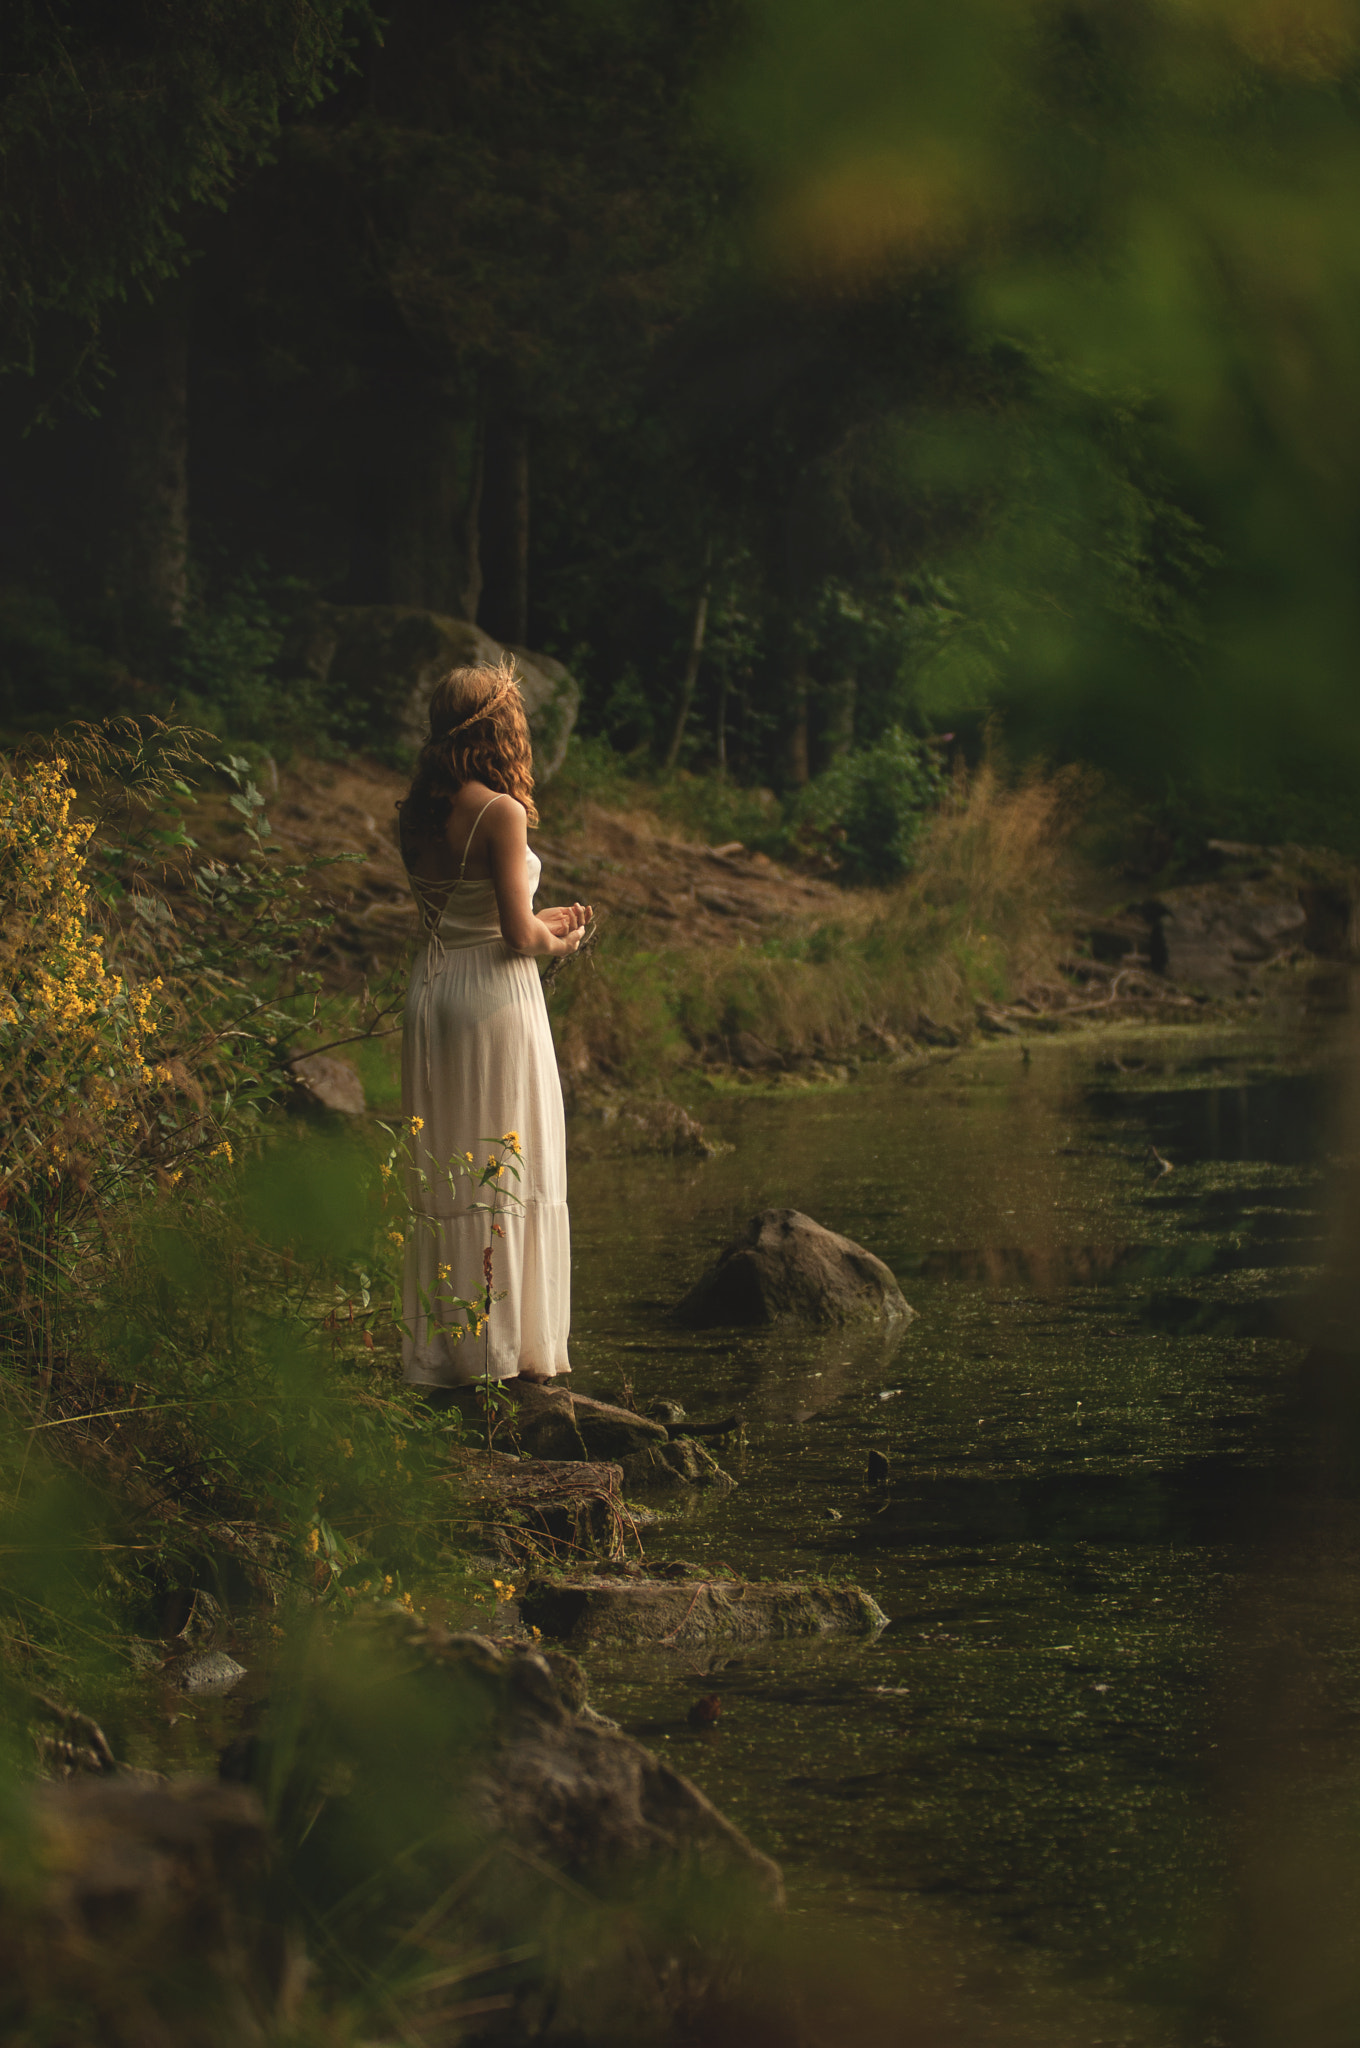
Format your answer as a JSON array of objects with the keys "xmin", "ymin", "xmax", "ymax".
[{"xmin": 567, "ymin": 1026, "xmax": 1344, "ymax": 2041}]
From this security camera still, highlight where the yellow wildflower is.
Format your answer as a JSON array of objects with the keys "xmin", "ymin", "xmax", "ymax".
[
  {"xmin": 303, "ymin": 1528, "xmax": 319, "ymax": 1555},
  {"xmin": 485, "ymin": 1156, "xmax": 501, "ymax": 1175},
  {"xmin": 209, "ymin": 1140, "xmax": 234, "ymax": 1165},
  {"xmin": 386, "ymin": 1229, "xmax": 404, "ymax": 1247},
  {"xmin": 500, "ymin": 1130, "xmax": 521, "ymax": 1154},
  {"xmin": 409, "ymin": 1114, "xmax": 424, "ymax": 1133}
]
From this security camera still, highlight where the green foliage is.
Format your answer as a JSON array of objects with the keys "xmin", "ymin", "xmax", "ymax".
[
  {"xmin": 0, "ymin": 1124, "xmax": 467, "ymax": 1705},
  {"xmin": 0, "ymin": 719, "xmax": 379, "ymax": 1379},
  {"xmin": 789, "ymin": 729, "xmax": 947, "ymax": 882},
  {"xmin": 0, "ymin": 725, "xmax": 463, "ymax": 1703},
  {"xmin": 167, "ymin": 562, "xmax": 315, "ymax": 747},
  {"xmin": 0, "ymin": 0, "xmax": 376, "ymax": 394},
  {"xmin": 0, "ymin": 590, "xmax": 127, "ymax": 727},
  {"xmin": 709, "ymin": 0, "xmax": 1360, "ymax": 834}
]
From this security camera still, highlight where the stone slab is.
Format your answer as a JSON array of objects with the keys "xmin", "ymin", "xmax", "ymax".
[{"xmin": 520, "ymin": 1575, "xmax": 889, "ymax": 1650}]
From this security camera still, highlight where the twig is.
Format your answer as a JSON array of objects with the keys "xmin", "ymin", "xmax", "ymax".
[
  {"xmin": 541, "ymin": 910, "xmax": 605, "ymax": 998},
  {"xmin": 660, "ymin": 1582, "xmax": 711, "ymax": 1646},
  {"xmin": 286, "ymin": 1021, "xmax": 404, "ymax": 1061}
]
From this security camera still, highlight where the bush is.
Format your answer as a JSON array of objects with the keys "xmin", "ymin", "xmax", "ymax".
[
  {"xmin": 0, "ymin": 589, "xmax": 127, "ymax": 727},
  {"xmin": 789, "ymin": 729, "xmax": 947, "ymax": 883},
  {"xmin": 0, "ymin": 723, "xmax": 455, "ymax": 1700},
  {"xmin": 168, "ymin": 562, "xmax": 335, "ymax": 754}
]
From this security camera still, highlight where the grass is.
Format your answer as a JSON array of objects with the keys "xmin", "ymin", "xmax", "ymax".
[{"xmin": 545, "ymin": 762, "xmax": 1084, "ymax": 1095}]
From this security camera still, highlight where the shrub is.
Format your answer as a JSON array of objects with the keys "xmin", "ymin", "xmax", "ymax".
[
  {"xmin": 789, "ymin": 728, "xmax": 947, "ymax": 883},
  {"xmin": 168, "ymin": 562, "xmax": 336, "ymax": 754},
  {"xmin": 0, "ymin": 724, "xmax": 447, "ymax": 1699},
  {"xmin": 0, "ymin": 721, "xmax": 368, "ymax": 1368},
  {"xmin": 0, "ymin": 589, "xmax": 127, "ymax": 726}
]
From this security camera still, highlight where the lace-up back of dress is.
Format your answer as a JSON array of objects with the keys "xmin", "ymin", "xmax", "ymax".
[{"xmin": 400, "ymin": 793, "xmax": 538, "ymax": 950}]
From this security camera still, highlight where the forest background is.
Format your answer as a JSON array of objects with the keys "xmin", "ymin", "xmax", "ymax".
[{"xmin": 6, "ymin": 0, "xmax": 1360, "ymax": 861}]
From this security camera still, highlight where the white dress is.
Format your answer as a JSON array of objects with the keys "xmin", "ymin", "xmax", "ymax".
[{"xmin": 400, "ymin": 808, "xmax": 570, "ymax": 1385}]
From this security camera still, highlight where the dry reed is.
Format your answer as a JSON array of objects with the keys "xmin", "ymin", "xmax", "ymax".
[{"xmin": 548, "ymin": 760, "xmax": 1085, "ymax": 1089}]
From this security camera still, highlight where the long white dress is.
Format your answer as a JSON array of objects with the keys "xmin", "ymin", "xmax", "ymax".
[{"xmin": 400, "ymin": 811, "xmax": 570, "ymax": 1385}]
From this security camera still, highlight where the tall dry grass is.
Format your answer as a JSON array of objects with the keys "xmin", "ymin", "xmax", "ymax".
[{"xmin": 548, "ymin": 760, "xmax": 1084, "ymax": 1091}]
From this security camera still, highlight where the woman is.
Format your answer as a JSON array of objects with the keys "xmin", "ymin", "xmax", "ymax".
[{"xmin": 397, "ymin": 655, "xmax": 588, "ymax": 1387}]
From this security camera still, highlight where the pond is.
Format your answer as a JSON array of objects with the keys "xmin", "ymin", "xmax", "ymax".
[{"xmin": 565, "ymin": 1024, "xmax": 1357, "ymax": 2046}]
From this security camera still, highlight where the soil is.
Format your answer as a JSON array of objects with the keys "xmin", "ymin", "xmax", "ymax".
[{"xmin": 191, "ymin": 756, "xmax": 853, "ymax": 993}]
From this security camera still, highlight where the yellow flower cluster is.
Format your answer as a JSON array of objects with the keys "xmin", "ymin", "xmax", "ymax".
[{"xmin": 1, "ymin": 756, "xmax": 171, "ymax": 1189}]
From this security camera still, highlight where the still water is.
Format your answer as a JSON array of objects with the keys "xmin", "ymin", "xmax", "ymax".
[{"xmin": 565, "ymin": 1026, "xmax": 1354, "ymax": 2045}]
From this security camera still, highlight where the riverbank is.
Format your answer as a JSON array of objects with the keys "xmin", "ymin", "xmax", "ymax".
[
  {"xmin": 201, "ymin": 746, "xmax": 1356, "ymax": 1131},
  {"xmin": 190, "ymin": 747, "xmax": 1115, "ymax": 1110}
]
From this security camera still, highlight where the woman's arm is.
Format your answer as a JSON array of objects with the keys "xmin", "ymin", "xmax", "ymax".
[{"xmin": 480, "ymin": 797, "xmax": 588, "ymax": 958}]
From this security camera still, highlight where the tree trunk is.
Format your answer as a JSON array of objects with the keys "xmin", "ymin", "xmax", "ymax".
[
  {"xmin": 664, "ymin": 545, "xmax": 713, "ymax": 771},
  {"xmin": 786, "ymin": 651, "xmax": 811, "ymax": 787},
  {"xmin": 113, "ymin": 286, "xmax": 189, "ymax": 636},
  {"xmin": 715, "ymin": 671, "xmax": 729, "ymax": 775},
  {"xmin": 478, "ymin": 405, "xmax": 529, "ymax": 644},
  {"xmin": 350, "ymin": 381, "xmax": 481, "ymax": 614},
  {"xmin": 823, "ymin": 674, "xmax": 857, "ymax": 762},
  {"xmin": 458, "ymin": 416, "xmax": 484, "ymax": 623}
]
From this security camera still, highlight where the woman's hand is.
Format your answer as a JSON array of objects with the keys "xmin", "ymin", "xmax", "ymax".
[{"xmin": 539, "ymin": 902, "xmax": 591, "ymax": 938}]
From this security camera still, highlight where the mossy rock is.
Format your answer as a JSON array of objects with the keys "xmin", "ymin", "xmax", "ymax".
[{"xmin": 306, "ymin": 605, "xmax": 578, "ymax": 778}]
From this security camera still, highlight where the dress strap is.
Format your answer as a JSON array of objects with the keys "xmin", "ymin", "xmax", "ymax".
[{"xmin": 459, "ymin": 794, "xmax": 506, "ymax": 879}]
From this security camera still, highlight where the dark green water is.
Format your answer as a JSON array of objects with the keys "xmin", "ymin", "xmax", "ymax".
[{"xmin": 565, "ymin": 1026, "xmax": 1352, "ymax": 2045}]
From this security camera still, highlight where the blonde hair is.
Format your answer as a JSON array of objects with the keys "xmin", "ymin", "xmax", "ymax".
[{"xmin": 401, "ymin": 654, "xmax": 539, "ymax": 836}]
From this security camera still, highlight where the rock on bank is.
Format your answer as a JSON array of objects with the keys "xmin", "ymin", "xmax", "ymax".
[{"xmin": 4, "ymin": 1615, "xmax": 781, "ymax": 2046}]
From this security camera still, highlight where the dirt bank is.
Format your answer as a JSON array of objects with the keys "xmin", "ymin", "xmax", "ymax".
[
  {"xmin": 194, "ymin": 755, "xmax": 855, "ymax": 992},
  {"xmin": 190, "ymin": 755, "xmax": 1355, "ymax": 1104}
]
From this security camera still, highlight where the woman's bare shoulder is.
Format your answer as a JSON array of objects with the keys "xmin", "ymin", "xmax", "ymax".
[
  {"xmin": 441, "ymin": 783, "xmax": 527, "ymax": 853},
  {"xmin": 477, "ymin": 789, "xmax": 528, "ymax": 832}
]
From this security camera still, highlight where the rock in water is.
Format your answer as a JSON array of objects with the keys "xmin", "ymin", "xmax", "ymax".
[
  {"xmin": 619, "ymin": 1437, "xmax": 736, "ymax": 1496},
  {"xmin": 178, "ymin": 1651, "xmax": 247, "ymax": 1695},
  {"xmin": 520, "ymin": 1575, "xmax": 888, "ymax": 1650},
  {"xmin": 676, "ymin": 1209, "xmax": 913, "ymax": 1328},
  {"xmin": 509, "ymin": 1385, "xmax": 669, "ymax": 1462},
  {"xmin": 286, "ymin": 1054, "xmax": 365, "ymax": 1117}
]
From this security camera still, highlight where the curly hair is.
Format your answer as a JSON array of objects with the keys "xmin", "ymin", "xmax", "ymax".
[{"xmin": 400, "ymin": 654, "xmax": 539, "ymax": 841}]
